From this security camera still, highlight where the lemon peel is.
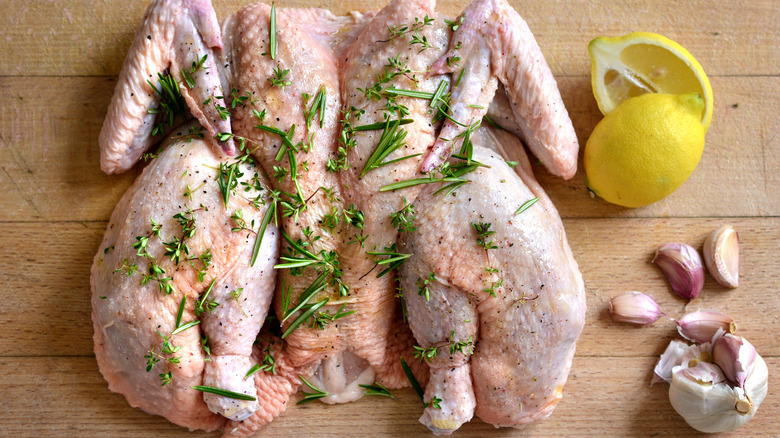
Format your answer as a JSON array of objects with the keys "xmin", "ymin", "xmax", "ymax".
[{"xmin": 584, "ymin": 92, "xmax": 705, "ymax": 208}]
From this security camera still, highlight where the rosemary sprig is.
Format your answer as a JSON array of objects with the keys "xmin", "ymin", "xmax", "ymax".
[
  {"xmin": 359, "ymin": 381, "xmax": 395, "ymax": 398},
  {"xmin": 191, "ymin": 385, "xmax": 257, "ymax": 401},
  {"xmin": 515, "ymin": 197, "xmax": 540, "ymax": 215},
  {"xmin": 282, "ymin": 298, "xmax": 329, "ymax": 339},
  {"xmin": 360, "ymin": 118, "xmax": 408, "ymax": 177},
  {"xmin": 147, "ymin": 72, "xmax": 186, "ymax": 136},
  {"xmin": 297, "ymin": 376, "xmax": 331, "ymax": 404},
  {"xmin": 352, "ymin": 118, "xmax": 414, "ymax": 132},
  {"xmin": 251, "ymin": 192, "xmax": 278, "ymax": 267},
  {"xmin": 366, "ymin": 243, "xmax": 411, "ymax": 278},
  {"xmin": 400, "ymin": 357, "xmax": 425, "ymax": 403},
  {"xmin": 171, "ymin": 320, "xmax": 200, "ymax": 336},
  {"xmin": 269, "ymin": 4, "xmax": 277, "ymax": 60}
]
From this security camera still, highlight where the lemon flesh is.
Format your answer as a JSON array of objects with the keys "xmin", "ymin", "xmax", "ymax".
[
  {"xmin": 584, "ymin": 93, "xmax": 705, "ymax": 208},
  {"xmin": 589, "ymin": 32, "xmax": 713, "ymax": 132}
]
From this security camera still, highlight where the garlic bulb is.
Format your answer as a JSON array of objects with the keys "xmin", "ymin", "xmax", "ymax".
[
  {"xmin": 669, "ymin": 354, "xmax": 768, "ymax": 433},
  {"xmin": 652, "ymin": 243, "xmax": 705, "ymax": 300},
  {"xmin": 703, "ymin": 225, "xmax": 739, "ymax": 288}
]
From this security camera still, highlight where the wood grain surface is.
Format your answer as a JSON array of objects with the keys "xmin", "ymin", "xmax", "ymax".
[{"xmin": 0, "ymin": 0, "xmax": 778, "ymax": 436}]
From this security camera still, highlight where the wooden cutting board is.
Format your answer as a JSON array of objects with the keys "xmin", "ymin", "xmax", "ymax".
[{"xmin": 0, "ymin": 0, "xmax": 777, "ymax": 436}]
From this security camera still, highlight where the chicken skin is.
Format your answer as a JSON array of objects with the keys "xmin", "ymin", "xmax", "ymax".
[
  {"xmin": 98, "ymin": 0, "xmax": 235, "ymax": 174},
  {"xmin": 423, "ymin": 0, "xmax": 579, "ymax": 179},
  {"xmin": 92, "ymin": 132, "xmax": 279, "ymax": 429}
]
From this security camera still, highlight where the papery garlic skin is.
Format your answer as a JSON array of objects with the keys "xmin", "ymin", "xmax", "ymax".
[
  {"xmin": 669, "ymin": 354, "xmax": 768, "ymax": 433},
  {"xmin": 676, "ymin": 311, "xmax": 736, "ymax": 343},
  {"xmin": 609, "ymin": 291, "xmax": 665, "ymax": 324},
  {"xmin": 652, "ymin": 243, "xmax": 705, "ymax": 300},
  {"xmin": 652, "ymin": 340, "xmax": 711, "ymax": 385},
  {"xmin": 703, "ymin": 225, "xmax": 739, "ymax": 288}
]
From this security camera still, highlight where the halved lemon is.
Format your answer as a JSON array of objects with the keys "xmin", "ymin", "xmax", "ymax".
[{"xmin": 588, "ymin": 32, "xmax": 713, "ymax": 132}]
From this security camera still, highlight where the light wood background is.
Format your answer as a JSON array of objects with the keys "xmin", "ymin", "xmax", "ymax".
[{"xmin": 0, "ymin": 0, "xmax": 778, "ymax": 436}]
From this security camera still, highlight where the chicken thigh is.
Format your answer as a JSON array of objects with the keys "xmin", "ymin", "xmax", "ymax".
[
  {"xmin": 399, "ymin": 129, "xmax": 585, "ymax": 434},
  {"xmin": 92, "ymin": 131, "xmax": 279, "ymax": 429}
]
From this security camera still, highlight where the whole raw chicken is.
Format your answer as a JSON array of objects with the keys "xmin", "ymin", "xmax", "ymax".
[{"xmin": 92, "ymin": 0, "xmax": 586, "ymax": 435}]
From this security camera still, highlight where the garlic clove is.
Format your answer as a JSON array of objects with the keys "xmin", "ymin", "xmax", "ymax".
[
  {"xmin": 712, "ymin": 334, "xmax": 757, "ymax": 389},
  {"xmin": 677, "ymin": 361, "xmax": 726, "ymax": 385},
  {"xmin": 652, "ymin": 243, "xmax": 705, "ymax": 300},
  {"xmin": 609, "ymin": 291, "xmax": 665, "ymax": 324},
  {"xmin": 676, "ymin": 310, "xmax": 737, "ymax": 343},
  {"xmin": 703, "ymin": 225, "xmax": 739, "ymax": 288}
]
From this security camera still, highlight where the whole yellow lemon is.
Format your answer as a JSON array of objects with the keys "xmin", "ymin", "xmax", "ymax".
[{"xmin": 584, "ymin": 92, "xmax": 705, "ymax": 208}]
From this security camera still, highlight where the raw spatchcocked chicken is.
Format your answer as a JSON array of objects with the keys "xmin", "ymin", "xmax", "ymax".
[{"xmin": 92, "ymin": 0, "xmax": 586, "ymax": 436}]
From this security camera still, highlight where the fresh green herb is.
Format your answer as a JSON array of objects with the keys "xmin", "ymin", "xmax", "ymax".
[
  {"xmin": 171, "ymin": 320, "xmax": 200, "ymax": 336},
  {"xmin": 428, "ymin": 396, "xmax": 443, "ymax": 410},
  {"xmin": 310, "ymin": 303, "xmax": 355, "ymax": 330},
  {"xmin": 228, "ymin": 288, "xmax": 247, "ymax": 317},
  {"xmin": 282, "ymin": 297, "xmax": 329, "ymax": 339},
  {"xmin": 195, "ymin": 278, "xmax": 219, "ymax": 316},
  {"xmin": 483, "ymin": 277, "xmax": 503, "ymax": 297},
  {"xmin": 200, "ymin": 333, "xmax": 212, "ymax": 359},
  {"xmin": 416, "ymin": 272, "xmax": 436, "ymax": 302},
  {"xmin": 269, "ymin": 4, "xmax": 277, "ymax": 60},
  {"xmin": 297, "ymin": 376, "xmax": 330, "ymax": 404},
  {"xmin": 217, "ymin": 162, "xmax": 243, "ymax": 207},
  {"xmin": 430, "ymin": 80, "xmax": 448, "ymax": 108},
  {"xmin": 444, "ymin": 15, "xmax": 465, "ymax": 32},
  {"xmin": 389, "ymin": 197, "xmax": 417, "ymax": 233},
  {"xmin": 191, "ymin": 385, "xmax": 257, "ymax": 401},
  {"xmin": 147, "ymin": 73, "xmax": 186, "ymax": 136},
  {"xmin": 343, "ymin": 204, "xmax": 365, "ymax": 230},
  {"xmin": 114, "ymin": 258, "xmax": 139, "ymax": 276},
  {"xmin": 360, "ymin": 118, "xmax": 409, "ymax": 177},
  {"xmin": 515, "ymin": 197, "xmax": 540, "ymax": 215},
  {"xmin": 413, "ymin": 345, "xmax": 438, "ymax": 362},
  {"xmin": 215, "ymin": 104, "xmax": 230, "ymax": 121},
  {"xmin": 175, "ymin": 296, "xmax": 186, "ymax": 328},
  {"xmin": 305, "ymin": 87, "xmax": 327, "ymax": 129},
  {"xmin": 471, "ymin": 222, "xmax": 498, "ymax": 250},
  {"xmin": 181, "ymin": 54, "xmax": 208, "ymax": 89},
  {"xmin": 359, "ymin": 382, "xmax": 395, "ymax": 398},
  {"xmin": 268, "ymin": 66, "xmax": 291, "ymax": 89},
  {"xmin": 400, "ymin": 357, "xmax": 425, "ymax": 403},
  {"xmin": 366, "ymin": 243, "xmax": 410, "ymax": 278},
  {"xmin": 353, "ymin": 118, "xmax": 414, "ymax": 132},
  {"xmin": 251, "ymin": 190, "xmax": 278, "ymax": 267}
]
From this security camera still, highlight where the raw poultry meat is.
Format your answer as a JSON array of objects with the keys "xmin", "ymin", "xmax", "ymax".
[
  {"xmin": 399, "ymin": 126, "xmax": 585, "ymax": 434},
  {"xmin": 423, "ymin": 0, "xmax": 579, "ymax": 179},
  {"xmin": 98, "ymin": 0, "xmax": 236, "ymax": 174},
  {"xmin": 220, "ymin": 4, "xmax": 378, "ymax": 435},
  {"xmin": 93, "ymin": 0, "xmax": 584, "ymax": 435},
  {"xmin": 91, "ymin": 131, "xmax": 279, "ymax": 429}
]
